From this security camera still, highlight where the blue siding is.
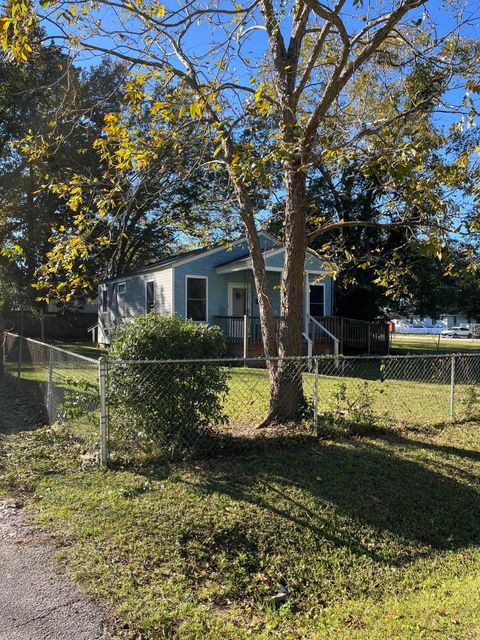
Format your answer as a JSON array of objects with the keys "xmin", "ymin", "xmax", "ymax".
[
  {"xmin": 173, "ymin": 242, "xmax": 333, "ymax": 321},
  {"xmin": 98, "ymin": 232, "xmax": 335, "ymax": 346},
  {"xmin": 173, "ymin": 238, "xmax": 279, "ymax": 321},
  {"xmin": 264, "ymin": 249, "xmax": 325, "ymax": 272}
]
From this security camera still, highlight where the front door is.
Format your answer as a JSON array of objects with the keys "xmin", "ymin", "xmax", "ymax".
[{"xmin": 229, "ymin": 284, "xmax": 250, "ymax": 316}]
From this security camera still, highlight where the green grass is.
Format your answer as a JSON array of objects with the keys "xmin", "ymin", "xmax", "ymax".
[
  {"xmin": 6, "ymin": 354, "xmax": 478, "ymax": 441},
  {"xmin": 1, "ymin": 375, "xmax": 480, "ymax": 639},
  {"xmin": 52, "ymin": 340, "xmax": 104, "ymax": 360},
  {"xmin": 225, "ymin": 367, "xmax": 460, "ymax": 428},
  {"xmin": 391, "ymin": 333, "xmax": 480, "ymax": 355}
]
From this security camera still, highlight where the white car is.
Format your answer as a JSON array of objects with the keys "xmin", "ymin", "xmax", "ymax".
[{"xmin": 441, "ymin": 326, "xmax": 472, "ymax": 339}]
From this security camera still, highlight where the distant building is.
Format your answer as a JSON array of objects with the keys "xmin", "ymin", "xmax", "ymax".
[{"xmin": 392, "ymin": 314, "xmax": 478, "ymax": 333}]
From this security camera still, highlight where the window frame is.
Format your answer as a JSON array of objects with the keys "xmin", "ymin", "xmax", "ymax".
[
  {"xmin": 101, "ymin": 289, "xmax": 108, "ymax": 313},
  {"xmin": 117, "ymin": 282, "xmax": 126, "ymax": 295},
  {"xmin": 308, "ymin": 282, "xmax": 325, "ymax": 318},
  {"xmin": 145, "ymin": 279, "xmax": 156, "ymax": 313},
  {"xmin": 185, "ymin": 275, "xmax": 208, "ymax": 323}
]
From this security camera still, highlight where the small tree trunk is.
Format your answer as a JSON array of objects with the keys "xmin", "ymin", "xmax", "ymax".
[
  {"xmin": 228, "ymin": 157, "xmax": 308, "ymax": 427},
  {"xmin": 229, "ymin": 174, "xmax": 279, "ymax": 363},
  {"xmin": 39, "ymin": 308, "xmax": 45, "ymax": 342}
]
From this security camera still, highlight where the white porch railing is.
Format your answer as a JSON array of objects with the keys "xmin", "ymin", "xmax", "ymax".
[{"xmin": 307, "ymin": 315, "xmax": 340, "ymax": 356}]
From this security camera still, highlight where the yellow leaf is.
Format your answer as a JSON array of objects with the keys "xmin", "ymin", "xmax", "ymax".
[{"xmin": 189, "ymin": 102, "xmax": 202, "ymax": 119}]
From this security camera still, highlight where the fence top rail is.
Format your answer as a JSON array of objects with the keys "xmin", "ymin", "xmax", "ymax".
[
  {"xmin": 4, "ymin": 332, "xmax": 100, "ymax": 364},
  {"xmin": 107, "ymin": 352, "xmax": 474, "ymax": 365}
]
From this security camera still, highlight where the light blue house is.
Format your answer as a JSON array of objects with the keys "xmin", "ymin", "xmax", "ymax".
[
  {"xmin": 97, "ymin": 231, "xmax": 339, "ymax": 354},
  {"xmin": 96, "ymin": 231, "xmax": 389, "ymax": 355}
]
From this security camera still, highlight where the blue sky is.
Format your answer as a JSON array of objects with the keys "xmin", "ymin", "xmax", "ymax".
[{"xmin": 40, "ymin": 0, "xmax": 480, "ymax": 128}]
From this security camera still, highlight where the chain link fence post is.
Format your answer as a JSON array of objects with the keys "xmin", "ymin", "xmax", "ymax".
[
  {"xmin": 98, "ymin": 356, "xmax": 109, "ymax": 467},
  {"xmin": 313, "ymin": 357, "xmax": 319, "ymax": 435},
  {"xmin": 450, "ymin": 353, "xmax": 456, "ymax": 419},
  {"xmin": 17, "ymin": 335, "xmax": 22, "ymax": 379},
  {"xmin": 46, "ymin": 347, "xmax": 54, "ymax": 422},
  {"xmin": 0, "ymin": 331, "xmax": 5, "ymax": 378}
]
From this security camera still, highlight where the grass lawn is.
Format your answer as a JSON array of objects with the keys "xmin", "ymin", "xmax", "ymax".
[
  {"xmin": 391, "ymin": 333, "xmax": 480, "ymax": 355},
  {"xmin": 52, "ymin": 340, "xmax": 105, "ymax": 360},
  {"xmin": 5, "ymin": 354, "xmax": 478, "ymax": 442},
  {"xmin": 225, "ymin": 365, "xmax": 465, "ymax": 428},
  {"xmin": 1, "ymin": 375, "xmax": 480, "ymax": 639}
]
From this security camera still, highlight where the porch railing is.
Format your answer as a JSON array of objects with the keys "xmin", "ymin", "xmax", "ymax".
[
  {"xmin": 314, "ymin": 316, "xmax": 390, "ymax": 354},
  {"xmin": 214, "ymin": 314, "xmax": 390, "ymax": 356},
  {"xmin": 213, "ymin": 316, "xmax": 281, "ymax": 345}
]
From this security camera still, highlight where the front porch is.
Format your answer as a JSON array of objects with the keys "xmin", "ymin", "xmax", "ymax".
[{"xmin": 213, "ymin": 315, "xmax": 391, "ymax": 358}]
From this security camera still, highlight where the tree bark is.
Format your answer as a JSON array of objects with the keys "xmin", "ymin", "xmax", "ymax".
[
  {"xmin": 258, "ymin": 163, "xmax": 308, "ymax": 426},
  {"xmin": 229, "ymin": 175, "xmax": 279, "ymax": 365},
  {"xmin": 0, "ymin": 301, "xmax": 5, "ymax": 378}
]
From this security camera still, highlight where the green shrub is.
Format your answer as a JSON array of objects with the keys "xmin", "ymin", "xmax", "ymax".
[{"xmin": 109, "ymin": 314, "xmax": 229, "ymax": 458}]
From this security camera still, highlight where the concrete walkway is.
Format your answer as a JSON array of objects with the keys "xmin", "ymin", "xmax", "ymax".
[{"xmin": 0, "ymin": 500, "xmax": 113, "ymax": 640}]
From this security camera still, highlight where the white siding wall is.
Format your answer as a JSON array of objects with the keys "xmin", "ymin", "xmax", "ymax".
[
  {"xmin": 99, "ymin": 268, "xmax": 173, "ymax": 332},
  {"xmin": 120, "ymin": 268, "xmax": 173, "ymax": 318}
]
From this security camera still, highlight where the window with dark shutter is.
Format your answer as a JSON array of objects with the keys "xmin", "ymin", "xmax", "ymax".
[
  {"xmin": 101, "ymin": 289, "xmax": 108, "ymax": 313},
  {"xmin": 309, "ymin": 284, "xmax": 325, "ymax": 318},
  {"xmin": 146, "ymin": 281, "xmax": 155, "ymax": 312}
]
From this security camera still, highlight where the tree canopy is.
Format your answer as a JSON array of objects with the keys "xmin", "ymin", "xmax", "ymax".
[
  {"xmin": 0, "ymin": 35, "xmax": 229, "ymax": 307},
  {"xmin": 2, "ymin": 0, "xmax": 480, "ymax": 423}
]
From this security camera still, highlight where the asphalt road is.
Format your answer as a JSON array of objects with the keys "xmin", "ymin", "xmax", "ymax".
[{"xmin": 0, "ymin": 500, "xmax": 113, "ymax": 640}]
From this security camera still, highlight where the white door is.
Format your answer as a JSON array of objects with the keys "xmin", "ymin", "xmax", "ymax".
[{"xmin": 228, "ymin": 283, "xmax": 251, "ymax": 316}]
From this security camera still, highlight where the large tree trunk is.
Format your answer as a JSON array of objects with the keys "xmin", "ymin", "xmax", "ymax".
[
  {"xmin": 261, "ymin": 163, "xmax": 308, "ymax": 425},
  {"xmin": 0, "ymin": 302, "xmax": 5, "ymax": 378},
  {"xmin": 229, "ymin": 159, "xmax": 308, "ymax": 427}
]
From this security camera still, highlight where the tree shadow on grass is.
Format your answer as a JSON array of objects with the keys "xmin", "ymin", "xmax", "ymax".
[
  {"xmin": 175, "ymin": 437, "xmax": 480, "ymax": 565},
  {"xmin": 0, "ymin": 373, "xmax": 47, "ymax": 434},
  {"xmin": 380, "ymin": 429, "xmax": 480, "ymax": 462}
]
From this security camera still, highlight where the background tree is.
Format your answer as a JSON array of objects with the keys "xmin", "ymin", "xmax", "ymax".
[
  {"xmin": 33, "ymin": 84, "xmax": 239, "ymax": 303},
  {"xmin": 0, "ymin": 38, "xmax": 229, "ymax": 306},
  {"xmin": 3, "ymin": 0, "xmax": 480, "ymax": 424},
  {"xmin": 0, "ymin": 43, "xmax": 128, "ymax": 309},
  {"xmin": 267, "ymin": 58, "xmax": 480, "ymax": 321}
]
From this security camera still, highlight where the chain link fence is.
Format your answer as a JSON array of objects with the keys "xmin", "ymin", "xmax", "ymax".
[
  {"xmin": 2, "ymin": 332, "xmax": 104, "ymax": 459},
  {"xmin": 106, "ymin": 352, "xmax": 480, "ymax": 463},
  {"xmin": 3, "ymin": 332, "xmax": 480, "ymax": 466}
]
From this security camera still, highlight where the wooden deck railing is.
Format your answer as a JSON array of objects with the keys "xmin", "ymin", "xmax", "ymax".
[
  {"xmin": 313, "ymin": 316, "xmax": 390, "ymax": 354},
  {"xmin": 213, "ymin": 316, "xmax": 282, "ymax": 345}
]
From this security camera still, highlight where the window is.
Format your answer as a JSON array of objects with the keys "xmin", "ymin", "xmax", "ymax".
[
  {"xmin": 309, "ymin": 284, "xmax": 324, "ymax": 317},
  {"xmin": 118, "ymin": 282, "xmax": 126, "ymax": 295},
  {"xmin": 186, "ymin": 276, "xmax": 207, "ymax": 322},
  {"xmin": 146, "ymin": 280, "xmax": 155, "ymax": 312},
  {"xmin": 101, "ymin": 289, "xmax": 108, "ymax": 313}
]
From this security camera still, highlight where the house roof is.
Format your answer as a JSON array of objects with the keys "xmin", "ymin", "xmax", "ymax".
[
  {"xmin": 107, "ymin": 246, "xmax": 210, "ymax": 280},
  {"xmin": 215, "ymin": 245, "xmax": 326, "ymax": 274},
  {"xmin": 102, "ymin": 230, "xmax": 281, "ymax": 284}
]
